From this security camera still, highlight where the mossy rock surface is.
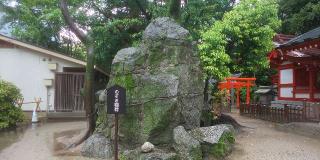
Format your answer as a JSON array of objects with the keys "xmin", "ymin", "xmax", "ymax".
[
  {"xmin": 188, "ymin": 124, "xmax": 235, "ymax": 159},
  {"xmin": 203, "ymin": 132, "xmax": 235, "ymax": 159},
  {"xmin": 97, "ymin": 17, "xmax": 204, "ymax": 149}
]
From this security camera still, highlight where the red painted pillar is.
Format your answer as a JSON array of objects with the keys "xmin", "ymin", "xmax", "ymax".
[
  {"xmin": 246, "ymin": 81, "xmax": 250, "ymax": 104},
  {"xmin": 236, "ymin": 88, "xmax": 240, "ymax": 108}
]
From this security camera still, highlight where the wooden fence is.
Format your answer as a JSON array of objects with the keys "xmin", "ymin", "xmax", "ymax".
[
  {"xmin": 54, "ymin": 72, "xmax": 85, "ymax": 112},
  {"xmin": 240, "ymin": 103, "xmax": 320, "ymax": 123}
]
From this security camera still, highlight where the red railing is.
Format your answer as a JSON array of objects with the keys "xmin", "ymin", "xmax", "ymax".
[{"xmin": 240, "ymin": 103, "xmax": 320, "ymax": 123}]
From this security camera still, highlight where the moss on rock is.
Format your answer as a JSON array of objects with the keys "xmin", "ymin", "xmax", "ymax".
[
  {"xmin": 96, "ymin": 17, "xmax": 204, "ymax": 151},
  {"xmin": 209, "ymin": 132, "xmax": 235, "ymax": 158}
]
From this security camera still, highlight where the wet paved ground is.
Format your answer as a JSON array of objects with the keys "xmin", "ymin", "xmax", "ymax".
[
  {"xmin": 1, "ymin": 113, "xmax": 320, "ymax": 160},
  {"xmin": 0, "ymin": 121, "xmax": 95, "ymax": 160},
  {"xmin": 0, "ymin": 125, "xmax": 28, "ymax": 151},
  {"xmin": 226, "ymin": 112, "xmax": 320, "ymax": 160}
]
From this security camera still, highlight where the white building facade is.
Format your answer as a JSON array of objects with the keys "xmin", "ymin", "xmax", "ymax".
[{"xmin": 0, "ymin": 34, "xmax": 106, "ymax": 112}]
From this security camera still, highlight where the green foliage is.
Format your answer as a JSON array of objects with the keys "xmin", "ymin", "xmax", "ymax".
[
  {"xmin": 119, "ymin": 153, "xmax": 128, "ymax": 160},
  {"xmin": 199, "ymin": 0, "xmax": 281, "ymax": 81},
  {"xmin": 1, "ymin": 0, "xmax": 86, "ymax": 59},
  {"xmin": 1, "ymin": 0, "xmax": 235, "ymax": 72},
  {"xmin": 240, "ymin": 86, "xmax": 258, "ymax": 103},
  {"xmin": 211, "ymin": 90, "xmax": 230, "ymax": 119},
  {"xmin": 112, "ymin": 75, "xmax": 135, "ymax": 91},
  {"xmin": 168, "ymin": 0, "xmax": 181, "ymax": 21},
  {"xmin": 0, "ymin": 79, "xmax": 24, "ymax": 129},
  {"xmin": 92, "ymin": 18, "xmax": 145, "ymax": 71},
  {"xmin": 190, "ymin": 147, "xmax": 203, "ymax": 160},
  {"xmin": 181, "ymin": 0, "xmax": 233, "ymax": 40},
  {"xmin": 198, "ymin": 21, "xmax": 231, "ymax": 80},
  {"xmin": 0, "ymin": 0, "xmax": 147, "ymax": 70},
  {"xmin": 279, "ymin": 0, "xmax": 320, "ymax": 35},
  {"xmin": 210, "ymin": 132, "xmax": 235, "ymax": 158}
]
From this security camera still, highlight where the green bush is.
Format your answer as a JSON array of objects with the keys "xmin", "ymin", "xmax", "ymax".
[
  {"xmin": 210, "ymin": 132, "xmax": 235, "ymax": 158},
  {"xmin": 0, "ymin": 79, "xmax": 24, "ymax": 129}
]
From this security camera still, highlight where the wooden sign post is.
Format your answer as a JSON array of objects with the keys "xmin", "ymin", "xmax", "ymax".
[{"xmin": 106, "ymin": 85, "xmax": 126, "ymax": 160}]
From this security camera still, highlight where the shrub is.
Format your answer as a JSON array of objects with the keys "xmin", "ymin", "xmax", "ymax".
[
  {"xmin": 211, "ymin": 90, "xmax": 229, "ymax": 119},
  {"xmin": 0, "ymin": 79, "xmax": 24, "ymax": 129},
  {"xmin": 210, "ymin": 132, "xmax": 235, "ymax": 158}
]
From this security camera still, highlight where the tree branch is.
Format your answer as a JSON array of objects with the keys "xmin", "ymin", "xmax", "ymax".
[
  {"xmin": 59, "ymin": 0, "xmax": 87, "ymax": 43},
  {"xmin": 134, "ymin": 0, "xmax": 151, "ymax": 21},
  {"xmin": 91, "ymin": 0, "xmax": 112, "ymax": 20},
  {"xmin": 169, "ymin": 0, "xmax": 181, "ymax": 21}
]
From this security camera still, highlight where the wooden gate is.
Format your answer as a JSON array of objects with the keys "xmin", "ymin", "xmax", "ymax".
[{"xmin": 54, "ymin": 72, "xmax": 85, "ymax": 112}]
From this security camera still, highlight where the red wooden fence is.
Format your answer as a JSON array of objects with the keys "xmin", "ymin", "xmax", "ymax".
[{"xmin": 240, "ymin": 103, "xmax": 320, "ymax": 123}]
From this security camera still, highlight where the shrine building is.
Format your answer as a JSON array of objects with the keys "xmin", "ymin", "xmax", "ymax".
[{"xmin": 269, "ymin": 27, "xmax": 320, "ymax": 103}]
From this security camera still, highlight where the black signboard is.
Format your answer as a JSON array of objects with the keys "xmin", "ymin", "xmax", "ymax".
[
  {"xmin": 106, "ymin": 85, "xmax": 126, "ymax": 114},
  {"xmin": 106, "ymin": 85, "xmax": 126, "ymax": 160}
]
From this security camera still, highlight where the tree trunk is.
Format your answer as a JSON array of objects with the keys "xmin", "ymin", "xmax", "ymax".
[
  {"xmin": 204, "ymin": 77, "xmax": 209, "ymax": 103},
  {"xmin": 84, "ymin": 43, "xmax": 96, "ymax": 135},
  {"xmin": 169, "ymin": 0, "xmax": 181, "ymax": 21},
  {"xmin": 59, "ymin": 0, "xmax": 96, "ymax": 146},
  {"xmin": 69, "ymin": 43, "xmax": 96, "ymax": 147}
]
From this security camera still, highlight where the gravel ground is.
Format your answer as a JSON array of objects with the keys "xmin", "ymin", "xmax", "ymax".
[
  {"xmin": 226, "ymin": 112, "xmax": 320, "ymax": 160},
  {"xmin": 0, "ymin": 121, "xmax": 96, "ymax": 160}
]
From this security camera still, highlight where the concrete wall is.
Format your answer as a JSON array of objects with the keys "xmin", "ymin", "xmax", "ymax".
[{"xmin": 0, "ymin": 47, "xmax": 82, "ymax": 111}]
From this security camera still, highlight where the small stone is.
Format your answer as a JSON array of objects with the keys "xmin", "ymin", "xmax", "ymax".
[{"xmin": 141, "ymin": 142, "xmax": 155, "ymax": 153}]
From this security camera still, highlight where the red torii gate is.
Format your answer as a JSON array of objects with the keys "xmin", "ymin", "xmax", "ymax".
[{"xmin": 218, "ymin": 77, "xmax": 256, "ymax": 108}]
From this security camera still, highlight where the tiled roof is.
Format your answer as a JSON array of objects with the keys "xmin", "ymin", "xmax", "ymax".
[{"xmin": 280, "ymin": 26, "xmax": 320, "ymax": 47}]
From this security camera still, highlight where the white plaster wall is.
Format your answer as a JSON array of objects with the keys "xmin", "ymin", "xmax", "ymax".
[
  {"xmin": 280, "ymin": 87, "xmax": 293, "ymax": 98},
  {"xmin": 295, "ymin": 93, "xmax": 310, "ymax": 99},
  {"xmin": 280, "ymin": 69, "xmax": 293, "ymax": 84},
  {"xmin": 0, "ymin": 47, "xmax": 82, "ymax": 111}
]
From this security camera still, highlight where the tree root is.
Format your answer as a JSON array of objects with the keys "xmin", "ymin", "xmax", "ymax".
[{"xmin": 212, "ymin": 113, "xmax": 244, "ymax": 129}]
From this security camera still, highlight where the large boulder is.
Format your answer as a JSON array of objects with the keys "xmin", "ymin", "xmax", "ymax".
[
  {"xmin": 173, "ymin": 126, "xmax": 202, "ymax": 160},
  {"xmin": 189, "ymin": 124, "xmax": 235, "ymax": 158},
  {"xmin": 189, "ymin": 124, "xmax": 235, "ymax": 144},
  {"xmin": 143, "ymin": 17, "xmax": 189, "ymax": 40},
  {"xmin": 81, "ymin": 134, "xmax": 113, "ymax": 159},
  {"xmin": 100, "ymin": 17, "xmax": 204, "ymax": 147}
]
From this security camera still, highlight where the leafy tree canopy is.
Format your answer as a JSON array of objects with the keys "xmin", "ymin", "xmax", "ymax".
[
  {"xmin": 199, "ymin": 0, "xmax": 281, "ymax": 82},
  {"xmin": 0, "ymin": 0, "xmax": 234, "ymax": 72},
  {"xmin": 279, "ymin": 0, "xmax": 320, "ymax": 35}
]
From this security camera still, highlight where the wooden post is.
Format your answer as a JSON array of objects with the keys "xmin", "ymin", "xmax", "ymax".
[
  {"xmin": 34, "ymin": 97, "xmax": 41, "ymax": 112},
  {"xmin": 16, "ymin": 98, "xmax": 24, "ymax": 108},
  {"xmin": 284, "ymin": 104, "xmax": 289, "ymax": 122},
  {"xmin": 303, "ymin": 100, "xmax": 307, "ymax": 121},
  {"xmin": 246, "ymin": 81, "xmax": 250, "ymax": 104},
  {"xmin": 236, "ymin": 88, "xmax": 240, "ymax": 109},
  {"xmin": 106, "ymin": 85, "xmax": 126, "ymax": 160},
  {"xmin": 309, "ymin": 68, "xmax": 315, "ymax": 101},
  {"xmin": 114, "ymin": 113, "xmax": 119, "ymax": 160}
]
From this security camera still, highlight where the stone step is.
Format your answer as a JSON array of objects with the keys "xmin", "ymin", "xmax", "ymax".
[{"xmin": 47, "ymin": 111, "xmax": 86, "ymax": 119}]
